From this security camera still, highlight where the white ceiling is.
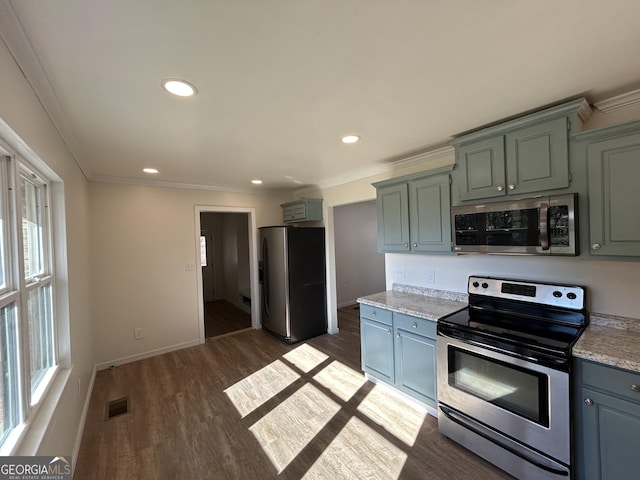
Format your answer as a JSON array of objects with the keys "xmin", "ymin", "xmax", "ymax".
[{"xmin": 2, "ymin": 0, "xmax": 640, "ymax": 191}]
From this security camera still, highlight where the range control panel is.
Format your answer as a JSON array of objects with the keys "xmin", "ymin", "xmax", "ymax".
[{"xmin": 468, "ymin": 276, "xmax": 585, "ymax": 310}]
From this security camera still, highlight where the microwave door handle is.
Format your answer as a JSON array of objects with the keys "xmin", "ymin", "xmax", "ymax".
[{"xmin": 539, "ymin": 203, "xmax": 549, "ymax": 250}]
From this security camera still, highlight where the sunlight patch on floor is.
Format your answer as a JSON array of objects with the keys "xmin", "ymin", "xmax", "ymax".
[
  {"xmin": 313, "ymin": 360, "xmax": 366, "ymax": 402},
  {"xmin": 223, "ymin": 359, "xmax": 300, "ymax": 418},
  {"xmin": 249, "ymin": 383, "xmax": 340, "ymax": 473},
  {"xmin": 301, "ymin": 416, "xmax": 408, "ymax": 480},
  {"xmin": 283, "ymin": 343, "xmax": 329, "ymax": 373},
  {"xmin": 357, "ymin": 384, "xmax": 426, "ymax": 447}
]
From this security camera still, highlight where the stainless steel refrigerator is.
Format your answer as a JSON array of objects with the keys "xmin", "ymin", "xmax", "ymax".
[{"xmin": 259, "ymin": 226, "xmax": 327, "ymax": 343}]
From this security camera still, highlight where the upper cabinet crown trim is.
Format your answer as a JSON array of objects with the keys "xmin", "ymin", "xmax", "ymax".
[
  {"xmin": 594, "ymin": 89, "xmax": 640, "ymax": 113},
  {"xmin": 574, "ymin": 118, "xmax": 640, "ymax": 142},
  {"xmin": 451, "ymin": 98, "xmax": 591, "ymax": 146},
  {"xmin": 372, "ymin": 164, "xmax": 454, "ymax": 189}
]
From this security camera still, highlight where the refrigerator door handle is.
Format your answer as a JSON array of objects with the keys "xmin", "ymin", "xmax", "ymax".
[{"xmin": 262, "ymin": 238, "xmax": 270, "ymax": 317}]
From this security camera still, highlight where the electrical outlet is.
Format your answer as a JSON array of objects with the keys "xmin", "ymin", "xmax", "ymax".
[
  {"xmin": 426, "ymin": 270, "xmax": 436, "ymax": 284},
  {"xmin": 134, "ymin": 328, "xmax": 144, "ymax": 340},
  {"xmin": 185, "ymin": 263, "xmax": 195, "ymax": 271},
  {"xmin": 394, "ymin": 266, "xmax": 406, "ymax": 281}
]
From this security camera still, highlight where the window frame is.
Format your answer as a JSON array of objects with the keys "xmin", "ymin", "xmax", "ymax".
[{"xmin": 0, "ymin": 142, "xmax": 59, "ymax": 453}]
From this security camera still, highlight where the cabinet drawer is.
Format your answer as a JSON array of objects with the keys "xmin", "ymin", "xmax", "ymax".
[
  {"xmin": 393, "ymin": 312, "xmax": 436, "ymax": 339},
  {"xmin": 581, "ymin": 360, "xmax": 640, "ymax": 402},
  {"xmin": 359, "ymin": 305, "xmax": 392, "ymax": 326}
]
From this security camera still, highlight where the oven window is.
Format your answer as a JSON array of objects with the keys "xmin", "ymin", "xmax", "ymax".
[{"xmin": 447, "ymin": 346, "xmax": 549, "ymax": 427}]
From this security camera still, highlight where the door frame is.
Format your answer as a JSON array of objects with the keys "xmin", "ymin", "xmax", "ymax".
[{"xmin": 194, "ymin": 205, "xmax": 260, "ymax": 344}]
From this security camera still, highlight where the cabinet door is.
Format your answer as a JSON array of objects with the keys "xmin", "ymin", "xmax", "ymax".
[
  {"xmin": 587, "ymin": 132, "xmax": 640, "ymax": 256},
  {"xmin": 457, "ymin": 136, "xmax": 506, "ymax": 201},
  {"xmin": 394, "ymin": 324, "xmax": 437, "ymax": 407},
  {"xmin": 360, "ymin": 317, "xmax": 394, "ymax": 383},
  {"xmin": 409, "ymin": 175, "xmax": 452, "ymax": 252},
  {"xmin": 376, "ymin": 183, "xmax": 410, "ymax": 252},
  {"xmin": 580, "ymin": 387, "xmax": 640, "ymax": 480},
  {"xmin": 505, "ymin": 117, "xmax": 569, "ymax": 195}
]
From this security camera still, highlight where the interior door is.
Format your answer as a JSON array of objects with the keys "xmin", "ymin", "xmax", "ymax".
[{"xmin": 201, "ymin": 229, "xmax": 215, "ymax": 302}]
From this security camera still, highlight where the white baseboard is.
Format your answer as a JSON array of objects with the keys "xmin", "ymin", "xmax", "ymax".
[
  {"xmin": 95, "ymin": 339, "xmax": 201, "ymax": 371},
  {"xmin": 72, "ymin": 365, "xmax": 96, "ymax": 472}
]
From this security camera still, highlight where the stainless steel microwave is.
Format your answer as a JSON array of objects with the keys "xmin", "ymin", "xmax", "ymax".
[{"xmin": 451, "ymin": 193, "xmax": 578, "ymax": 255}]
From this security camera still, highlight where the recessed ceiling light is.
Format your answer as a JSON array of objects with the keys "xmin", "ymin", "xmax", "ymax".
[
  {"xmin": 143, "ymin": 168, "xmax": 159, "ymax": 174},
  {"xmin": 341, "ymin": 135, "xmax": 361, "ymax": 144},
  {"xmin": 161, "ymin": 78, "xmax": 198, "ymax": 97},
  {"xmin": 251, "ymin": 179, "xmax": 263, "ymax": 185}
]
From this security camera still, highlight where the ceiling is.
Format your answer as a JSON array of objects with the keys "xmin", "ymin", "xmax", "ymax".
[{"xmin": 2, "ymin": 1, "xmax": 640, "ymax": 192}]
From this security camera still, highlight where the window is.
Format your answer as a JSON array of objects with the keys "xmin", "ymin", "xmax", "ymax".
[{"xmin": 0, "ymin": 153, "xmax": 56, "ymax": 450}]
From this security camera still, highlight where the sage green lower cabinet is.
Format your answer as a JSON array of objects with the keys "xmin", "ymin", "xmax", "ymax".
[
  {"xmin": 574, "ymin": 358, "xmax": 640, "ymax": 480},
  {"xmin": 393, "ymin": 313, "xmax": 437, "ymax": 407},
  {"xmin": 360, "ymin": 305, "xmax": 394, "ymax": 383},
  {"xmin": 360, "ymin": 305, "xmax": 437, "ymax": 408}
]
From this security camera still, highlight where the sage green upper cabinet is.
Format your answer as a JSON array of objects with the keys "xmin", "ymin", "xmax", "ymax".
[
  {"xmin": 575, "ymin": 120, "xmax": 640, "ymax": 257},
  {"xmin": 281, "ymin": 198, "xmax": 323, "ymax": 223},
  {"xmin": 375, "ymin": 182, "xmax": 410, "ymax": 252},
  {"xmin": 409, "ymin": 174, "xmax": 451, "ymax": 253},
  {"xmin": 456, "ymin": 136, "xmax": 505, "ymax": 201},
  {"xmin": 374, "ymin": 166, "xmax": 453, "ymax": 254},
  {"xmin": 451, "ymin": 98, "xmax": 591, "ymax": 204}
]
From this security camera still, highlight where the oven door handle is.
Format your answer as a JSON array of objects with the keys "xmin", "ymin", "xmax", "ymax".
[{"xmin": 439, "ymin": 405, "xmax": 569, "ymax": 476}]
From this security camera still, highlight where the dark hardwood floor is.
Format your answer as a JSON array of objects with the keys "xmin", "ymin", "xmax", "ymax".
[
  {"xmin": 204, "ymin": 299, "xmax": 252, "ymax": 338},
  {"xmin": 74, "ymin": 305, "xmax": 511, "ymax": 479}
]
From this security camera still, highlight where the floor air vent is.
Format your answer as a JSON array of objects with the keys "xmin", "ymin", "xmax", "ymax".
[{"xmin": 105, "ymin": 397, "xmax": 129, "ymax": 420}]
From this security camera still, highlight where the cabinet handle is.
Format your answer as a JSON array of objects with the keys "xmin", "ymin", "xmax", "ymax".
[
  {"xmin": 396, "ymin": 333, "xmax": 400, "ymax": 338},
  {"xmin": 497, "ymin": 185, "xmax": 504, "ymax": 192},
  {"xmin": 387, "ymin": 329, "xmax": 391, "ymax": 335},
  {"xmin": 584, "ymin": 398, "xmax": 594, "ymax": 406},
  {"xmin": 413, "ymin": 243, "xmax": 417, "ymax": 247},
  {"xmin": 508, "ymin": 184, "xmax": 515, "ymax": 190},
  {"xmin": 412, "ymin": 322, "xmax": 418, "ymax": 329},
  {"xmin": 404, "ymin": 243, "xmax": 409, "ymax": 247},
  {"xmin": 372, "ymin": 311, "xmax": 376, "ymax": 316},
  {"xmin": 632, "ymin": 384, "xmax": 640, "ymax": 393},
  {"xmin": 591, "ymin": 243, "xmax": 601, "ymax": 250}
]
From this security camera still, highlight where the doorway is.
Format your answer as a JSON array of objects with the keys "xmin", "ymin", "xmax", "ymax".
[{"xmin": 195, "ymin": 207, "xmax": 259, "ymax": 342}]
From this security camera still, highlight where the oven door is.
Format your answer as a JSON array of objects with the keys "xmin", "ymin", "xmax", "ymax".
[{"xmin": 436, "ymin": 332, "xmax": 570, "ymax": 465}]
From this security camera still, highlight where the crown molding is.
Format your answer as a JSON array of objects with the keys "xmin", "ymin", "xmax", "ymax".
[
  {"xmin": 0, "ymin": 0, "xmax": 92, "ymax": 178},
  {"xmin": 594, "ymin": 89, "xmax": 640, "ymax": 113},
  {"xmin": 293, "ymin": 146, "xmax": 455, "ymax": 196}
]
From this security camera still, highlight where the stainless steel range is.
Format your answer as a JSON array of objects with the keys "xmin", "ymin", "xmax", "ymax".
[{"xmin": 437, "ymin": 276, "xmax": 587, "ymax": 480}]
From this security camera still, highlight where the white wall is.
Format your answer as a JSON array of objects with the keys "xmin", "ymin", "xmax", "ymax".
[
  {"xmin": 90, "ymin": 182, "xmax": 289, "ymax": 367},
  {"xmin": 334, "ymin": 200, "xmax": 385, "ymax": 306},
  {"xmin": 0, "ymin": 37, "xmax": 93, "ymax": 457},
  {"xmin": 385, "ymin": 254, "xmax": 640, "ymax": 319}
]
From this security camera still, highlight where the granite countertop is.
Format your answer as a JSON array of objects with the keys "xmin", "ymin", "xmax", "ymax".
[
  {"xmin": 574, "ymin": 314, "xmax": 640, "ymax": 373},
  {"xmin": 357, "ymin": 284, "xmax": 468, "ymax": 321}
]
